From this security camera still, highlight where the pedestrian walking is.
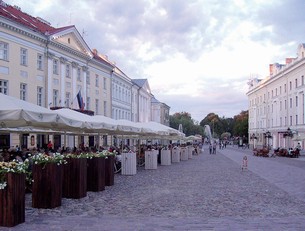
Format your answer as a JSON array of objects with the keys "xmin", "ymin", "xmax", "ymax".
[{"xmin": 209, "ymin": 143, "xmax": 212, "ymax": 154}]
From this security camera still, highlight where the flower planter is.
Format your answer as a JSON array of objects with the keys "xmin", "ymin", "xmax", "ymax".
[
  {"xmin": 145, "ymin": 150, "xmax": 158, "ymax": 170},
  {"xmin": 63, "ymin": 158, "xmax": 87, "ymax": 199},
  {"xmin": 188, "ymin": 146, "xmax": 193, "ymax": 159},
  {"xmin": 171, "ymin": 148, "xmax": 180, "ymax": 163},
  {"xmin": 180, "ymin": 147, "xmax": 188, "ymax": 161},
  {"xmin": 105, "ymin": 155, "xmax": 114, "ymax": 186},
  {"xmin": 0, "ymin": 173, "xmax": 25, "ymax": 227},
  {"xmin": 32, "ymin": 163, "xmax": 63, "ymax": 209},
  {"xmin": 121, "ymin": 152, "xmax": 137, "ymax": 175},
  {"xmin": 87, "ymin": 157, "xmax": 105, "ymax": 192},
  {"xmin": 161, "ymin": 150, "xmax": 171, "ymax": 165}
]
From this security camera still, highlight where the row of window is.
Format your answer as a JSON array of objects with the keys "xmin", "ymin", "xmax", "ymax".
[
  {"xmin": 52, "ymin": 59, "xmax": 107, "ymax": 89},
  {"xmin": 0, "ymin": 41, "xmax": 108, "ymax": 90},
  {"xmin": 112, "ymin": 84, "xmax": 131, "ymax": 103},
  {"xmin": 0, "ymin": 79, "xmax": 108, "ymax": 115},
  {"xmin": 254, "ymin": 114, "xmax": 300, "ymax": 129},
  {"xmin": 255, "ymin": 95, "xmax": 301, "ymax": 117},
  {"xmin": 250, "ymin": 76, "xmax": 305, "ymax": 107},
  {"xmin": 112, "ymin": 108, "xmax": 131, "ymax": 120},
  {"xmin": 0, "ymin": 41, "xmax": 44, "ymax": 70}
]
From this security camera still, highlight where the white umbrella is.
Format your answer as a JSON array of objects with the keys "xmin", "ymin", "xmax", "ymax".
[{"xmin": 0, "ymin": 93, "xmax": 61, "ymax": 129}]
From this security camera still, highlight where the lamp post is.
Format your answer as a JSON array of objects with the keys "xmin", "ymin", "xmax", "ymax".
[
  {"xmin": 264, "ymin": 131, "xmax": 271, "ymax": 150},
  {"xmin": 284, "ymin": 127, "xmax": 293, "ymax": 148}
]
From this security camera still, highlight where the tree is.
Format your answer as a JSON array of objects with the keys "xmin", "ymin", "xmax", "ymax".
[
  {"xmin": 169, "ymin": 112, "xmax": 204, "ymax": 137},
  {"xmin": 233, "ymin": 110, "xmax": 249, "ymax": 138},
  {"xmin": 199, "ymin": 113, "xmax": 222, "ymax": 138}
]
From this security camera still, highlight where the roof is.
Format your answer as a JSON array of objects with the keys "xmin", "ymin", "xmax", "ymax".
[
  {"xmin": 0, "ymin": 2, "xmax": 56, "ymax": 34},
  {"xmin": 151, "ymin": 96, "xmax": 160, "ymax": 103},
  {"xmin": 0, "ymin": 1, "xmax": 113, "ymax": 68},
  {"xmin": 92, "ymin": 51, "xmax": 115, "ymax": 68},
  {"xmin": 132, "ymin": 79, "xmax": 147, "ymax": 88}
]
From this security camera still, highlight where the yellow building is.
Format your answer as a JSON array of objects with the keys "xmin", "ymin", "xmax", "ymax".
[{"xmin": 0, "ymin": 3, "xmax": 113, "ymax": 149}]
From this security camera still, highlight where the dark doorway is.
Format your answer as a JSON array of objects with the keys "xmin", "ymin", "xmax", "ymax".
[{"xmin": 0, "ymin": 134, "xmax": 10, "ymax": 149}]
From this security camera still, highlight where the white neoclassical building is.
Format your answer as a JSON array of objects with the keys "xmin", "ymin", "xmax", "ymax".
[
  {"xmin": 151, "ymin": 96, "xmax": 170, "ymax": 126},
  {"xmin": 131, "ymin": 79, "xmax": 152, "ymax": 123},
  {"xmin": 0, "ymin": 2, "xmax": 171, "ymax": 150},
  {"xmin": 111, "ymin": 66, "xmax": 132, "ymax": 120},
  {"xmin": 247, "ymin": 44, "xmax": 305, "ymax": 149},
  {"xmin": 0, "ymin": 3, "xmax": 114, "ymax": 149}
]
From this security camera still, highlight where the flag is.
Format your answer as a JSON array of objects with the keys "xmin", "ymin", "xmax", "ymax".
[{"xmin": 76, "ymin": 90, "xmax": 84, "ymax": 111}]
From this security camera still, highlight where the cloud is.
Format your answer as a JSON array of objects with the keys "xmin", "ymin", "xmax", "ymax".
[{"xmin": 7, "ymin": 0, "xmax": 305, "ymax": 122}]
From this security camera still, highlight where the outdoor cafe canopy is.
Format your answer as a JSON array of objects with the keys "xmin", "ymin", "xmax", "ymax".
[{"xmin": 0, "ymin": 93, "xmax": 184, "ymax": 138}]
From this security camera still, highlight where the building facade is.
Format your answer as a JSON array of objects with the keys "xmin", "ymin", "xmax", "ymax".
[
  {"xmin": 247, "ymin": 44, "xmax": 305, "ymax": 149},
  {"xmin": 132, "ymin": 79, "xmax": 152, "ymax": 123},
  {"xmin": 0, "ymin": 1, "xmax": 170, "ymax": 150},
  {"xmin": 151, "ymin": 96, "xmax": 170, "ymax": 126},
  {"xmin": 111, "ymin": 66, "xmax": 132, "ymax": 120}
]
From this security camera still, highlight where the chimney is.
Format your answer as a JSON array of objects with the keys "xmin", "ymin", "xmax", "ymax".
[
  {"xmin": 285, "ymin": 58, "xmax": 294, "ymax": 65},
  {"xmin": 269, "ymin": 64, "xmax": 273, "ymax": 76}
]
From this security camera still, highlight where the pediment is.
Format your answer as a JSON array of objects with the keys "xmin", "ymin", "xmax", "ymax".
[
  {"xmin": 142, "ymin": 80, "xmax": 151, "ymax": 94},
  {"xmin": 50, "ymin": 26, "xmax": 93, "ymax": 58}
]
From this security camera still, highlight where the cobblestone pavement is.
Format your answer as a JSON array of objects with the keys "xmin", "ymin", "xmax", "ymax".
[{"xmin": 2, "ymin": 145, "xmax": 305, "ymax": 231}]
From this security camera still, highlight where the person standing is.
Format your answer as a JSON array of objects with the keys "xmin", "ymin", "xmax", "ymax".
[
  {"xmin": 212, "ymin": 142, "xmax": 216, "ymax": 154},
  {"xmin": 47, "ymin": 140, "xmax": 53, "ymax": 151},
  {"xmin": 209, "ymin": 143, "xmax": 212, "ymax": 154}
]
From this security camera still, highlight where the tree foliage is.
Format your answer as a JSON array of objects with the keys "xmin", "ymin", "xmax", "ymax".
[
  {"xmin": 169, "ymin": 112, "xmax": 204, "ymax": 137},
  {"xmin": 169, "ymin": 110, "xmax": 248, "ymax": 141}
]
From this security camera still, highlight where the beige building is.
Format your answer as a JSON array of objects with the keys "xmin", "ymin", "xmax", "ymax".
[
  {"xmin": 0, "ymin": 2, "xmax": 171, "ymax": 150},
  {"xmin": 0, "ymin": 3, "xmax": 114, "ymax": 149},
  {"xmin": 247, "ymin": 43, "xmax": 305, "ymax": 149}
]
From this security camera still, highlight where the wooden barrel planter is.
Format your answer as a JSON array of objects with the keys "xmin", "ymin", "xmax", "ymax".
[
  {"xmin": 105, "ymin": 155, "xmax": 114, "ymax": 186},
  {"xmin": 87, "ymin": 157, "xmax": 105, "ymax": 192},
  {"xmin": 32, "ymin": 163, "xmax": 63, "ymax": 209},
  {"xmin": 63, "ymin": 158, "xmax": 87, "ymax": 199},
  {"xmin": 0, "ymin": 173, "xmax": 25, "ymax": 227}
]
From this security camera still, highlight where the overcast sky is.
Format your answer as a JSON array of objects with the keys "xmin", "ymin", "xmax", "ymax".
[{"xmin": 6, "ymin": 0, "xmax": 305, "ymax": 122}]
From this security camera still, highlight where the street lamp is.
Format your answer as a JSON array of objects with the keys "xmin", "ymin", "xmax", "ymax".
[
  {"xmin": 283, "ymin": 127, "xmax": 293, "ymax": 148},
  {"xmin": 264, "ymin": 131, "xmax": 272, "ymax": 149}
]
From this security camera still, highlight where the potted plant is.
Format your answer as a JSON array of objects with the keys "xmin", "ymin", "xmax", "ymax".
[
  {"xmin": 99, "ymin": 150, "xmax": 116, "ymax": 187},
  {"xmin": 62, "ymin": 153, "xmax": 88, "ymax": 199},
  {"xmin": 86, "ymin": 152, "xmax": 106, "ymax": 192},
  {"xmin": 0, "ymin": 160, "xmax": 29, "ymax": 227},
  {"xmin": 31, "ymin": 153, "xmax": 66, "ymax": 209}
]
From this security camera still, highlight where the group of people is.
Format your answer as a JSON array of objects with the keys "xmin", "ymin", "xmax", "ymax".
[{"xmin": 209, "ymin": 142, "xmax": 217, "ymax": 154}]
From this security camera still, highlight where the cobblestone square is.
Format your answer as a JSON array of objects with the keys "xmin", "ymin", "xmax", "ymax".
[{"xmin": 2, "ymin": 145, "xmax": 305, "ymax": 231}]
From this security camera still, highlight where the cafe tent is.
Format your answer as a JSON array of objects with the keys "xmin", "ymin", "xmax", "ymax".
[
  {"xmin": 55, "ymin": 108, "xmax": 110, "ymax": 132},
  {"xmin": 0, "ymin": 93, "xmax": 66, "ymax": 129},
  {"xmin": 185, "ymin": 135, "xmax": 202, "ymax": 141},
  {"xmin": 116, "ymin": 119, "xmax": 158, "ymax": 136},
  {"xmin": 141, "ymin": 121, "xmax": 184, "ymax": 139},
  {"xmin": 0, "ymin": 93, "xmax": 184, "ymax": 139}
]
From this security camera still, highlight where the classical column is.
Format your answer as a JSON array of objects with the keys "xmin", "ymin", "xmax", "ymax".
[
  {"xmin": 46, "ymin": 52, "xmax": 55, "ymax": 108},
  {"xmin": 60, "ymin": 57, "xmax": 67, "ymax": 107}
]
